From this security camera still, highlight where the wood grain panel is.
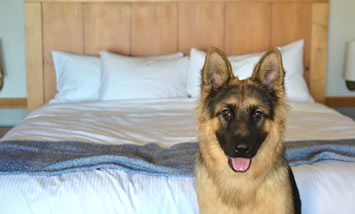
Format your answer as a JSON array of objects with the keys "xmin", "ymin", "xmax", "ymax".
[
  {"xmin": 25, "ymin": 2, "xmax": 43, "ymax": 113},
  {"xmin": 225, "ymin": 2, "xmax": 271, "ymax": 56},
  {"xmin": 271, "ymin": 3, "xmax": 312, "ymax": 83},
  {"xmin": 178, "ymin": 2, "xmax": 224, "ymax": 54},
  {"xmin": 84, "ymin": 3, "xmax": 130, "ymax": 55},
  {"xmin": 42, "ymin": 2, "xmax": 84, "ymax": 102},
  {"xmin": 310, "ymin": 3, "xmax": 328, "ymax": 103},
  {"xmin": 131, "ymin": 2, "xmax": 178, "ymax": 56}
]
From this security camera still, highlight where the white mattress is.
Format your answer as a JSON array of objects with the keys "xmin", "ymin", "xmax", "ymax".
[
  {"xmin": 1, "ymin": 98, "xmax": 355, "ymax": 214},
  {"xmin": 3, "ymin": 98, "xmax": 355, "ymax": 144}
]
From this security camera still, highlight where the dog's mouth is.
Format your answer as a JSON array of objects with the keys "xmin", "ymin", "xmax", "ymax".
[{"xmin": 228, "ymin": 157, "xmax": 251, "ymax": 173}]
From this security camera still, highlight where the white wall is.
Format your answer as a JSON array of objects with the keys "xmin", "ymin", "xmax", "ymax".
[
  {"xmin": 0, "ymin": 0, "xmax": 354, "ymax": 98},
  {"xmin": 327, "ymin": 0, "xmax": 355, "ymax": 96},
  {"xmin": 0, "ymin": 0, "xmax": 26, "ymax": 98}
]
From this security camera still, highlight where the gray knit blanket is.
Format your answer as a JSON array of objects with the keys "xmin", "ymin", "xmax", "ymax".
[{"xmin": 1, "ymin": 139, "xmax": 355, "ymax": 177}]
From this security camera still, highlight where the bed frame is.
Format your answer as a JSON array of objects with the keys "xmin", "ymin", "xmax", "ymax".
[{"xmin": 24, "ymin": 0, "xmax": 328, "ymax": 113}]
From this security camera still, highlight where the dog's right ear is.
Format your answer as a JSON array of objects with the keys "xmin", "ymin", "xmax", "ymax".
[
  {"xmin": 251, "ymin": 48, "xmax": 285, "ymax": 97},
  {"xmin": 201, "ymin": 48, "xmax": 234, "ymax": 93}
]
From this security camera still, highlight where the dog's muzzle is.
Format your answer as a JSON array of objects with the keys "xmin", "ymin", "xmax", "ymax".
[{"xmin": 227, "ymin": 143, "xmax": 253, "ymax": 172}]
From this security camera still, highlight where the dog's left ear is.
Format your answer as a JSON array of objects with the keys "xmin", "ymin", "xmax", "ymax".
[{"xmin": 251, "ymin": 48, "xmax": 285, "ymax": 95}]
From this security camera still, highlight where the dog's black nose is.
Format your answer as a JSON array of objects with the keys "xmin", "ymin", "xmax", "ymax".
[{"xmin": 233, "ymin": 144, "xmax": 251, "ymax": 155}]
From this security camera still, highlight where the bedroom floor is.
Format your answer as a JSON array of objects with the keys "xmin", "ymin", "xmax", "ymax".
[{"xmin": 333, "ymin": 107, "xmax": 355, "ymax": 120}]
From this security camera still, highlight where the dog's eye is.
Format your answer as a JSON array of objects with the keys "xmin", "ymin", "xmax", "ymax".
[
  {"xmin": 222, "ymin": 109, "xmax": 233, "ymax": 121},
  {"xmin": 252, "ymin": 110, "xmax": 264, "ymax": 120}
]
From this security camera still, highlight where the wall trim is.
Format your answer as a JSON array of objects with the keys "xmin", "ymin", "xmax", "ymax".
[
  {"xmin": 325, "ymin": 96, "xmax": 355, "ymax": 107},
  {"xmin": 1, "ymin": 97, "xmax": 354, "ymax": 108},
  {"xmin": 0, "ymin": 98, "xmax": 27, "ymax": 108}
]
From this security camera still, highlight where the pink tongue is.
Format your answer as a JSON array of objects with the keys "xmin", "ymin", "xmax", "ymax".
[{"xmin": 231, "ymin": 158, "xmax": 251, "ymax": 172}]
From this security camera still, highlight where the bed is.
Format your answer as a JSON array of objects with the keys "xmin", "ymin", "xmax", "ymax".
[{"xmin": 3, "ymin": 0, "xmax": 355, "ymax": 213}]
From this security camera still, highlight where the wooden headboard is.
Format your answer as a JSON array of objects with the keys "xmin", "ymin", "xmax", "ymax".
[{"xmin": 24, "ymin": 0, "xmax": 328, "ymax": 113}]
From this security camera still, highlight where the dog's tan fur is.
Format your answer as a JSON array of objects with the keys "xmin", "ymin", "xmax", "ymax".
[{"xmin": 195, "ymin": 48, "xmax": 296, "ymax": 214}]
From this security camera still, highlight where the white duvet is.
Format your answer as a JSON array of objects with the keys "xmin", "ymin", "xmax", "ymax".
[{"xmin": 1, "ymin": 98, "xmax": 355, "ymax": 214}]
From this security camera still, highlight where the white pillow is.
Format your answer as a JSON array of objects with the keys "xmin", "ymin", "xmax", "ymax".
[
  {"xmin": 186, "ymin": 40, "xmax": 314, "ymax": 102},
  {"xmin": 51, "ymin": 51, "xmax": 101, "ymax": 103},
  {"xmin": 100, "ymin": 51, "xmax": 189, "ymax": 100},
  {"xmin": 51, "ymin": 51, "xmax": 184, "ymax": 103}
]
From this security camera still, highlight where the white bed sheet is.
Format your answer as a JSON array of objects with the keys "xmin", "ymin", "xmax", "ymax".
[{"xmin": 1, "ymin": 98, "xmax": 355, "ymax": 214}]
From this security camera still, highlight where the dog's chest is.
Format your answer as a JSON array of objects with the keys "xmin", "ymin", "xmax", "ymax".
[
  {"xmin": 196, "ymin": 165, "xmax": 293, "ymax": 214},
  {"xmin": 198, "ymin": 187, "xmax": 292, "ymax": 214}
]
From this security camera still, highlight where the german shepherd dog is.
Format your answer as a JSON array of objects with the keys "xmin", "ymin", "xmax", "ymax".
[{"xmin": 195, "ymin": 48, "xmax": 301, "ymax": 214}]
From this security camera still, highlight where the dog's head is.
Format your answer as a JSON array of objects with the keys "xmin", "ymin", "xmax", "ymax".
[{"xmin": 198, "ymin": 48, "xmax": 286, "ymax": 173}]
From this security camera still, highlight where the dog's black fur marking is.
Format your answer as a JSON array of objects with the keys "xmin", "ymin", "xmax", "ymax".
[
  {"xmin": 206, "ymin": 85, "xmax": 276, "ymax": 121},
  {"xmin": 289, "ymin": 167, "xmax": 302, "ymax": 214},
  {"xmin": 206, "ymin": 85, "xmax": 241, "ymax": 118},
  {"xmin": 246, "ymin": 85, "xmax": 276, "ymax": 120},
  {"xmin": 215, "ymin": 107, "xmax": 268, "ymax": 159}
]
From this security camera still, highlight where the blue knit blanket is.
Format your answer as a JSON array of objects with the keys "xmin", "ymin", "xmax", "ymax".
[{"xmin": 1, "ymin": 139, "xmax": 355, "ymax": 177}]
